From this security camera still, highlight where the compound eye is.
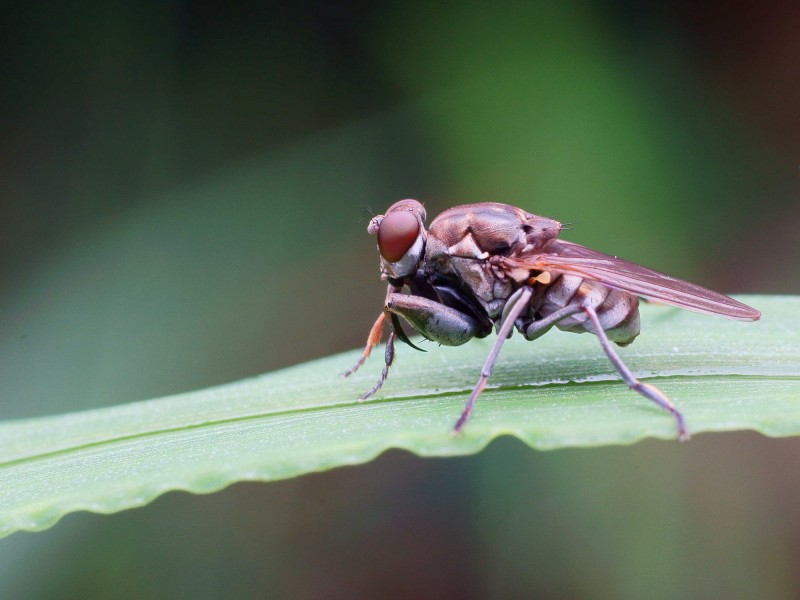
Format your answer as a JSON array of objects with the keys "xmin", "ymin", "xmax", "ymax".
[{"xmin": 377, "ymin": 210, "xmax": 420, "ymax": 262}]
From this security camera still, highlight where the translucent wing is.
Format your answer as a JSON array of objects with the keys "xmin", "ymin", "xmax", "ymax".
[{"xmin": 507, "ymin": 240, "xmax": 760, "ymax": 321}]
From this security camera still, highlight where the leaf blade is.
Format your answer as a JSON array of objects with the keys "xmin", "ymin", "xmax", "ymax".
[{"xmin": 1, "ymin": 295, "xmax": 798, "ymax": 538}]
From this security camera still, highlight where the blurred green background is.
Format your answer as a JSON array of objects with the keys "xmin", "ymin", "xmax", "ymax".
[{"xmin": 2, "ymin": 1, "xmax": 799, "ymax": 598}]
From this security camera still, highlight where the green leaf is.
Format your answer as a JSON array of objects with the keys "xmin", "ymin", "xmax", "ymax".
[{"xmin": 1, "ymin": 295, "xmax": 797, "ymax": 538}]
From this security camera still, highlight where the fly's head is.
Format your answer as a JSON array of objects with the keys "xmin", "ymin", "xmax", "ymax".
[{"xmin": 368, "ymin": 199, "xmax": 427, "ymax": 284}]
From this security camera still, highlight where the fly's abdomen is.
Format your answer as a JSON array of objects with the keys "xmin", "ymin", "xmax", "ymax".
[{"xmin": 537, "ymin": 274, "xmax": 640, "ymax": 345}]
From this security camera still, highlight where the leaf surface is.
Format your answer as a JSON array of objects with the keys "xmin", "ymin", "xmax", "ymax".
[{"xmin": 1, "ymin": 296, "xmax": 797, "ymax": 538}]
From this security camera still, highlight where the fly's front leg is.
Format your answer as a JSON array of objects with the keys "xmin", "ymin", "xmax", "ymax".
[
  {"xmin": 343, "ymin": 284, "xmax": 398, "ymax": 378},
  {"xmin": 356, "ymin": 289, "xmax": 481, "ymax": 402},
  {"xmin": 387, "ymin": 294, "xmax": 481, "ymax": 347},
  {"xmin": 341, "ymin": 312, "xmax": 386, "ymax": 377},
  {"xmin": 358, "ymin": 331, "xmax": 396, "ymax": 401},
  {"xmin": 583, "ymin": 305, "xmax": 689, "ymax": 441}
]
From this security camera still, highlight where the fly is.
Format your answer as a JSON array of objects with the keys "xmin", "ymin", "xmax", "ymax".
[{"xmin": 343, "ymin": 199, "xmax": 760, "ymax": 441}]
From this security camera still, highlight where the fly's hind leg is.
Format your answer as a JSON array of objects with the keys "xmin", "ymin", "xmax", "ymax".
[
  {"xmin": 518, "ymin": 304, "xmax": 584, "ymax": 340},
  {"xmin": 583, "ymin": 305, "xmax": 689, "ymax": 441}
]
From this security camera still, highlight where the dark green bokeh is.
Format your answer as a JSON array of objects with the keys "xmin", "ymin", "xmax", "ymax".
[{"xmin": 2, "ymin": 2, "xmax": 798, "ymax": 598}]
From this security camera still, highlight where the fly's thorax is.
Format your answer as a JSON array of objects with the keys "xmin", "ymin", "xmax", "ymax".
[
  {"xmin": 424, "ymin": 250, "xmax": 515, "ymax": 320},
  {"xmin": 427, "ymin": 202, "xmax": 562, "ymax": 253},
  {"xmin": 420, "ymin": 202, "xmax": 567, "ymax": 320}
]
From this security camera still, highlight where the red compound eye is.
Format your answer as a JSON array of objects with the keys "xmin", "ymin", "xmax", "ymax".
[{"xmin": 377, "ymin": 210, "xmax": 420, "ymax": 262}]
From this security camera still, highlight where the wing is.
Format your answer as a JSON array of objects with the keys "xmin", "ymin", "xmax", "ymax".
[{"xmin": 506, "ymin": 240, "xmax": 760, "ymax": 321}]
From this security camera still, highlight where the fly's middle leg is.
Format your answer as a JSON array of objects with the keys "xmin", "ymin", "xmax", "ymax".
[{"xmin": 453, "ymin": 286, "xmax": 534, "ymax": 433}]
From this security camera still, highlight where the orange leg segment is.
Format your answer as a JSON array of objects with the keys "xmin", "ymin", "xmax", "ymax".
[{"xmin": 341, "ymin": 312, "xmax": 386, "ymax": 378}]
